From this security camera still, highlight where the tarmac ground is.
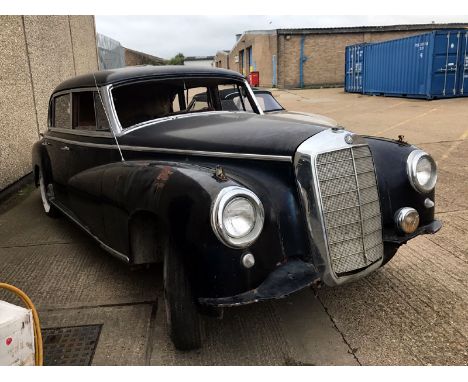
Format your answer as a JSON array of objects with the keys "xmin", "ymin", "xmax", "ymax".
[{"xmin": 0, "ymin": 88, "xmax": 467, "ymax": 365}]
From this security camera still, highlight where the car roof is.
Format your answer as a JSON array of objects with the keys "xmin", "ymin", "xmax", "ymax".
[{"xmin": 53, "ymin": 65, "xmax": 245, "ymax": 94}]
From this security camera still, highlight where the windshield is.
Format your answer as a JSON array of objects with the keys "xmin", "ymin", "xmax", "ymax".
[
  {"xmin": 233, "ymin": 92, "xmax": 284, "ymax": 113},
  {"xmin": 112, "ymin": 77, "xmax": 257, "ymax": 129}
]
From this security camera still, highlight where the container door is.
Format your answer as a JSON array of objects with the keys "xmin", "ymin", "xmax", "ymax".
[
  {"xmin": 355, "ymin": 45, "xmax": 364, "ymax": 93},
  {"xmin": 345, "ymin": 47, "xmax": 352, "ymax": 91},
  {"xmin": 459, "ymin": 31, "xmax": 468, "ymax": 96},
  {"xmin": 345, "ymin": 45, "xmax": 364, "ymax": 93},
  {"xmin": 432, "ymin": 31, "xmax": 463, "ymax": 97}
]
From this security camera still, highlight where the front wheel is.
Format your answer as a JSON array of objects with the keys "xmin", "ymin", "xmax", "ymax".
[
  {"xmin": 38, "ymin": 168, "xmax": 60, "ymax": 218},
  {"xmin": 163, "ymin": 240, "xmax": 202, "ymax": 350}
]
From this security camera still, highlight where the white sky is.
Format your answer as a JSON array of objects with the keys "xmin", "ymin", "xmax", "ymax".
[{"xmin": 95, "ymin": 15, "xmax": 468, "ymax": 59}]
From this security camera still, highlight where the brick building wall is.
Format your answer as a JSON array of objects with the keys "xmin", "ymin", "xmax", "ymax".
[
  {"xmin": 277, "ymin": 30, "xmax": 439, "ymax": 88},
  {"xmin": 216, "ymin": 24, "xmax": 468, "ymax": 89},
  {"xmin": 214, "ymin": 51, "xmax": 230, "ymax": 69},
  {"xmin": 227, "ymin": 32, "xmax": 277, "ymax": 87},
  {"xmin": 0, "ymin": 16, "xmax": 99, "ymax": 191},
  {"xmin": 124, "ymin": 48, "xmax": 165, "ymax": 66}
]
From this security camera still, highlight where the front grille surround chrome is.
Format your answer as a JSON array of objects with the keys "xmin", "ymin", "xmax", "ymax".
[{"xmin": 294, "ymin": 129, "xmax": 384, "ymax": 286}]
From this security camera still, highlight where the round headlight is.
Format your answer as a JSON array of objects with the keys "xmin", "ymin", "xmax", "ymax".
[
  {"xmin": 212, "ymin": 186, "xmax": 264, "ymax": 248},
  {"xmin": 407, "ymin": 150, "xmax": 437, "ymax": 193}
]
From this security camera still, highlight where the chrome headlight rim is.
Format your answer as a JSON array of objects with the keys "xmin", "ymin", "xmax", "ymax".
[
  {"xmin": 406, "ymin": 150, "xmax": 437, "ymax": 193},
  {"xmin": 211, "ymin": 186, "xmax": 264, "ymax": 249}
]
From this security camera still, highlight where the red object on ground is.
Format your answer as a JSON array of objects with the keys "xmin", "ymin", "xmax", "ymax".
[{"xmin": 248, "ymin": 71, "xmax": 260, "ymax": 87}]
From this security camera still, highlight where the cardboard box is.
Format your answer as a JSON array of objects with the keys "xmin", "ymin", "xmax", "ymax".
[{"xmin": 0, "ymin": 301, "xmax": 35, "ymax": 366}]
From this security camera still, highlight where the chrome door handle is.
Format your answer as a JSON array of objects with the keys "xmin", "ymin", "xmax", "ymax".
[
  {"xmin": 60, "ymin": 146, "xmax": 70, "ymax": 151},
  {"xmin": 42, "ymin": 141, "xmax": 52, "ymax": 146}
]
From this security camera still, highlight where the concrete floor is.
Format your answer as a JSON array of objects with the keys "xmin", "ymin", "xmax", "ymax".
[{"xmin": 0, "ymin": 88, "xmax": 467, "ymax": 365}]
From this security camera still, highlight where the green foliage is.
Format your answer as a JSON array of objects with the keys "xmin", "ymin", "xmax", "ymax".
[{"xmin": 168, "ymin": 53, "xmax": 185, "ymax": 65}]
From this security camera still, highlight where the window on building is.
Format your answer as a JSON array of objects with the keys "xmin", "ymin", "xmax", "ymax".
[
  {"xmin": 53, "ymin": 94, "xmax": 71, "ymax": 129},
  {"xmin": 247, "ymin": 46, "xmax": 252, "ymax": 74},
  {"xmin": 239, "ymin": 50, "xmax": 244, "ymax": 75}
]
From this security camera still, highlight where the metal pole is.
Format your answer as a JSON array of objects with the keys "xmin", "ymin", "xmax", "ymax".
[{"xmin": 299, "ymin": 35, "xmax": 305, "ymax": 88}]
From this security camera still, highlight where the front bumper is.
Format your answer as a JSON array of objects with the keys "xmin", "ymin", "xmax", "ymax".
[
  {"xmin": 198, "ymin": 258, "xmax": 320, "ymax": 307},
  {"xmin": 383, "ymin": 220, "xmax": 442, "ymax": 244},
  {"xmin": 199, "ymin": 220, "xmax": 442, "ymax": 307}
]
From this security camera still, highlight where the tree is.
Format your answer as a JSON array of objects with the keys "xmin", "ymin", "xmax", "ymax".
[{"xmin": 168, "ymin": 53, "xmax": 185, "ymax": 65}]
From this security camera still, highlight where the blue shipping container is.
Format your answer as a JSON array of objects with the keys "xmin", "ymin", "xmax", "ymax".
[
  {"xmin": 345, "ymin": 30, "xmax": 468, "ymax": 99},
  {"xmin": 344, "ymin": 44, "xmax": 366, "ymax": 93}
]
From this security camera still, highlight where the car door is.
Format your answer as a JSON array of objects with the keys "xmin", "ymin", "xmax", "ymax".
[
  {"xmin": 65, "ymin": 89, "xmax": 120, "ymax": 239},
  {"xmin": 44, "ymin": 92, "xmax": 73, "ymax": 204}
]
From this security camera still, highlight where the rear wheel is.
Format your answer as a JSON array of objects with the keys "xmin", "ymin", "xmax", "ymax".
[
  {"xmin": 163, "ymin": 240, "xmax": 202, "ymax": 350},
  {"xmin": 38, "ymin": 168, "xmax": 60, "ymax": 217}
]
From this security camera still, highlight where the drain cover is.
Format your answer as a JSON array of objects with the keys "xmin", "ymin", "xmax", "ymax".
[{"xmin": 42, "ymin": 324, "xmax": 102, "ymax": 366}]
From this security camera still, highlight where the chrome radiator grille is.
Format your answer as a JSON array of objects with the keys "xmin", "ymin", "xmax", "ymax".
[{"xmin": 316, "ymin": 145, "xmax": 383, "ymax": 275}]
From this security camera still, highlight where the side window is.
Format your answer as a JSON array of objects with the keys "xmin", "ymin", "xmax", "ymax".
[
  {"xmin": 188, "ymin": 87, "xmax": 212, "ymax": 111},
  {"xmin": 72, "ymin": 92, "xmax": 96, "ymax": 130},
  {"xmin": 54, "ymin": 94, "xmax": 71, "ymax": 129},
  {"xmin": 232, "ymin": 95, "xmax": 254, "ymax": 112},
  {"xmin": 190, "ymin": 100, "xmax": 209, "ymax": 111},
  {"xmin": 71, "ymin": 91, "xmax": 110, "ymax": 131},
  {"xmin": 94, "ymin": 92, "xmax": 110, "ymax": 131}
]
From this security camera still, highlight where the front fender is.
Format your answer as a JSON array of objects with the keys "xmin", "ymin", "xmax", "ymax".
[
  {"xmin": 90, "ymin": 159, "xmax": 308, "ymax": 300},
  {"xmin": 364, "ymin": 136, "xmax": 436, "ymax": 235}
]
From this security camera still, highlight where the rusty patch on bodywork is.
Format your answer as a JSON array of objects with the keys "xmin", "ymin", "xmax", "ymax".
[{"xmin": 155, "ymin": 166, "xmax": 173, "ymax": 189}]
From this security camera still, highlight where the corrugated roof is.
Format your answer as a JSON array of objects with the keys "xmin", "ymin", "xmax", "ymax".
[
  {"xmin": 238, "ymin": 23, "xmax": 468, "ymax": 36},
  {"xmin": 276, "ymin": 23, "xmax": 468, "ymax": 34}
]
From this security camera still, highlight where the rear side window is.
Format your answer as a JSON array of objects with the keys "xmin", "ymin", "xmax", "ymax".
[
  {"xmin": 72, "ymin": 92, "xmax": 96, "ymax": 130},
  {"xmin": 54, "ymin": 94, "xmax": 71, "ymax": 128},
  {"xmin": 72, "ymin": 91, "xmax": 110, "ymax": 131}
]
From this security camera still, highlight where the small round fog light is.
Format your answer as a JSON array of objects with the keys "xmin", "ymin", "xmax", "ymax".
[
  {"xmin": 395, "ymin": 207, "xmax": 420, "ymax": 234},
  {"xmin": 241, "ymin": 253, "xmax": 255, "ymax": 269}
]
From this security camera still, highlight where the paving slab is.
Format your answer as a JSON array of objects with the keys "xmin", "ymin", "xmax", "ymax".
[
  {"xmin": 41, "ymin": 304, "xmax": 155, "ymax": 365},
  {"xmin": 0, "ymin": 192, "xmax": 161, "ymax": 310},
  {"xmin": 150, "ymin": 289, "xmax": 357, "ymax": 366}
]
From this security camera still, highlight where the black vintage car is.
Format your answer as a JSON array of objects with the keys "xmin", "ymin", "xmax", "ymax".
[{"xmin": 32, "ymin": 66, "xmax": 441, "ymax": 350}]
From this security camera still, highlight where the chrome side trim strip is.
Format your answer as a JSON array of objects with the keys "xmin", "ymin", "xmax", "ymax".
[
  {"xmin": 50, "ymin": 200, "xmax": 130, "ymax": 263},
  {"xmin": 44, "ymin": 135, "xmax": 292, "ymax": 162},
  {"xmin": 49, "ymin": 127, "xmax": 112, "ymax": 138}
]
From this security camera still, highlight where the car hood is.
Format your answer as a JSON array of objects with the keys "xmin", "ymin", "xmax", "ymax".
[
  {"xmin": 267, "ymin": 111, "xmax": 338, "ymax": 128},
  {"xmin": 118, "ymin": 112, "xmax": 328, "ymax": 158}
]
